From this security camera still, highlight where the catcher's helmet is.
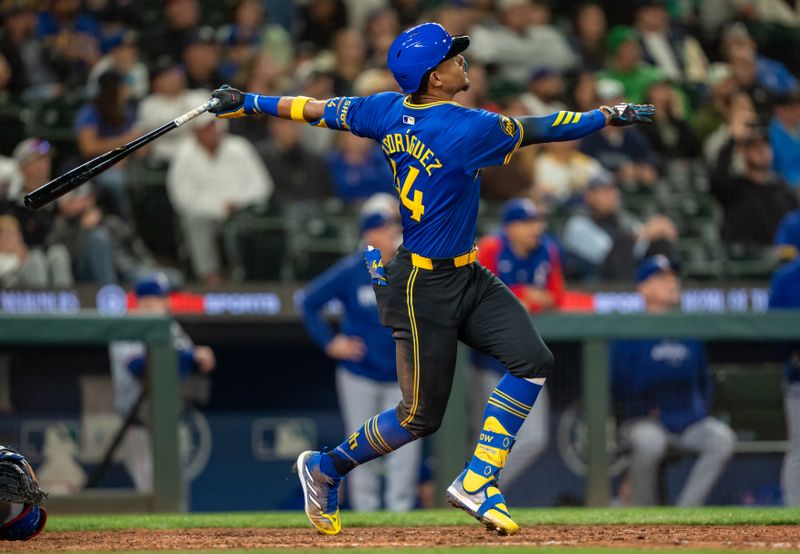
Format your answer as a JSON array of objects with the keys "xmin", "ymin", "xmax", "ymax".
[{"xmin": 387, "ymin": 22, "xmax": 470, "ymax": 94}]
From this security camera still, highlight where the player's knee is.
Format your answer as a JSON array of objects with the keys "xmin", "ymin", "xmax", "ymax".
[
  {"xmin": 508, "ymin": 345, "xmax": 554, "ymax": 380},
  {"xmin": 628, "ymin": 421, "xmax": 668, "ymax": 461},
  {"xmin": 706, "ymin": 421, "xmax": 736, "ymax": 460},
  {"xmin": 396, "ymin": 406, "xmax": 445, "ymax": 438}
]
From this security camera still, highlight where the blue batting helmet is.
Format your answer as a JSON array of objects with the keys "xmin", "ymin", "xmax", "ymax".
[{"xmin": 387, "ymin": 22, "xmax": 470, "ymax": 94}]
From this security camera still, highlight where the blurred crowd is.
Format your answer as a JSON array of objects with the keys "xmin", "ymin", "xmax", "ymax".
[{"xmin": 0, "ymin": 0, "xmax": 798, "ymax": 287}]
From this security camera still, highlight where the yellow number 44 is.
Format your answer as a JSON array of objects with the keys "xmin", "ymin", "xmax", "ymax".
[{"xmin": 399, "ymin": 166, "xmax": 425, "ymax": 222}]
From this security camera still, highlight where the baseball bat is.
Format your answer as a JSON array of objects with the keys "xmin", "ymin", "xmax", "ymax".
[{"xmin": 24, "ymin": 97, "xmax": 221, "ymax": 210}]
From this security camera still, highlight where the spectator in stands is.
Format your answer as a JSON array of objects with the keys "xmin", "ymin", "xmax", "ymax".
[
  {"xmin": 3, "ymin": 138, "xmax": 72, "ymax": 285},
  {"xmin": 579, "ymin": 79, "xmax": 660, "ymax": 188},
  {"xmin": 599, "ymin": 25, "xmax": 664, "ymax": 105},
  {"xmin": 562, "ymin": 172, "xmax": 678, "ymax": 281},
  {"xmin": 640, "ymin": 79, "xmax": 700, "ymax": 161},
  {"xmin": 87, "ymin": 30, "xmax": 148, "ymax": 101},
  {"xmin": 710, "ymin": 125, "xmax": 798, "ymax": 245},
  {"xmin": 327, "ymin": 132, "xmax": 393, "ymax": 204},
  {"xmin": 612, "ymin": 255, "xmax": 736, "ymax": 506},
  {"xmin": 469, "ymin": 0, "xmax": 576, "ymax": 87},
  {"xmin": 721, "ymin": 24, "xmax": 798, "ymax": 101},
  {"xmin": 36, "ymin": 0, "xmax": 101, "ymax": 87},
  {"xmin": 297, "ymin": 0, "xmax": 348, "ymax": 49},
  {"xmin": 149, "ymin": 0, "xmax": 200, "ymax": 63},
  {"xmin": 769, "ymin": 92, "xmax": 800, "ymax": 189},
  {"xmin": 519, "ymin": 68, "xmax": 568, "ymax": 116},
  {"xmin": 216, "ymin": 0, "xmax": 294, "ymax": 87},
  {"xmin": 693, "ymin": 63, "xmax": 738, "ymax": 145},
  {"xmin": 182, "ymin": 26, "xmax": 223, "ymax": 91},
  {"xmin": 570, "ymin": 2, "xmax": 607, "ymax": 72},
  {"xmin": 0, "ymin": 214, "xmax": 72, "ymax": 288},
  {"xmin": 332, "ymin": 28, "xmax": 367, "ymax": 97},
  {"xmin": 109, "ymin": 273, "xmax": 216, "ymax": 494},
  {"xmin": 302, "ymin": 195, "xmax": 421, "ymax": 512},
  {"xmin": 534, "ymin": 139, "xmax": 605, "ymax": 208},
  {"xmin": 768, "ymin": 249, "xmax": 800, "ymax": 506},
  {"xmin": 470, "ymin": 198, "xmax": 558, "ymax": 488},
  {"xmin": 633, "ymin": 0, "xmax": 709, "ymax": 84},
  {"xmin": 137, "ymin": 58, "xmax": 209, "ymax": 165},
  {"xmin": 775, "ymin": 209, "xmax": 800, "ymax": 263},
  {"xmin": 256, "ymin": 116, "xmax": 333, "ymax": 206},
  {"xmin": 363, "ymin": 8, "xmax": 400, "ymax": 69},
  {"xmin": 0, "ymin": 0, "xmax": 61, "ymax": 101},
  {"xmin": 49, "ymin": 185, "xmax": 173, "ymax": 285},
  {"xmin": 167, "ymin": 118, "xmax": 272, "ymax": 286},
  {"xmin": 703, "ymin": 89, "xmax": 756, "ymax": 167},
  {"xmin": 75, "ymin": 69, "xmax": 139, "ymax": 217}
]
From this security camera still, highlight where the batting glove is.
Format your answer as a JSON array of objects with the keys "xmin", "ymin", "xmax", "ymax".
[
  {"xmin": 600, "ymin": 103, "xmax": 656, "ymax": 126},
  {"xmin": 210, "ymin": 85, "xmax": 255, "ymax": 119}
]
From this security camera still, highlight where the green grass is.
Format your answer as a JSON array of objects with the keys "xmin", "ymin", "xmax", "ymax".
[{"xmin": 46, "ymin": 507, "xmax": 800, "ymax": 532}]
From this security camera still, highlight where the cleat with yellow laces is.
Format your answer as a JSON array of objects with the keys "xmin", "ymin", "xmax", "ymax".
[
  {"xmin": 446, "ymin": 469, "xmax": 520, "ymax": 536},
  {"xmin": 294, "ymin": 450, "xmax": 342, "ymax": 535}
]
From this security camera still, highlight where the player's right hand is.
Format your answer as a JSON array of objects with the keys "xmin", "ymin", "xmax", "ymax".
[
  {"xmin": 210, "ymin": 84, "xmax": 248, "ymax": 118},
  {"xmin": 601, "ymin": 103, "xmax": 655, "ymax": 126},
  {"xmin": 325, "ymin": 335, "xmax": 366, "ymax": 362}
]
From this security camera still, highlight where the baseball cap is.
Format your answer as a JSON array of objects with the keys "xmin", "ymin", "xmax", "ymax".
[
  {"xmin": 13, "ymin": 138, "xmax": 51, "ymax": 165},
  {"xmin": 773, "ymin": 91, "xmax": 800, "ymax": 107},
  {"xmin": 149, "ymin": 55, "xmax": 184, "ymax": 82},
  {"xmin": 530, "ymin": 67, "xmax": 559, "ymax": 82},
  {"xmin": 184, "ymin": 26, "xmax": 217, "ymax": 48},
  {"xmin": 135, "ymin": 274, "xmax": 170, "ymax": 298},
  {"xmin": 586, "ymin": 170, "xmax": 616, "ymax": 190},
  {"xmin": 636, "ymin": 255, "xmax": 680, "ymax": 283},
  {"xmin": 606, "ymin": 26, "xmax": 638, "ymax": 56},
  {"xmin": 502, "ymin": 198, "xmax": 542, "ymax": 224},
  {"xmin": 360, "ymin": 193, "xmax": 399, "ymax": 234}
]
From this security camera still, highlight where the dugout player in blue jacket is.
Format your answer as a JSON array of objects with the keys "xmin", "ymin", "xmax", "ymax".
[
  {"xmin": 612, "ymin": 256, "xmax": 735, "ymax": 506},
  {"xmin": 768, "ymin": 244, "xmax": 800, "ymax": 505},
  {"xmin": 302, "ymin": 196, "xmax": 421, "ymax": 512},
  {"xmin": 209, "ymin": 22, "xmax": 655, "ymax": 535}
]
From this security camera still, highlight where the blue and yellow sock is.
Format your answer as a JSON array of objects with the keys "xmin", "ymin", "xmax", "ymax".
[
  {"xmin": 323, "ymin": 409, "xmax": 416, "ymax": 478},
  {"xmin": 463, "ymin": 374, "xmax": 545, "ymax": 492}
]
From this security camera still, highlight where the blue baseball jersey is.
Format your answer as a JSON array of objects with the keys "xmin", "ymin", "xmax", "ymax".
[
  {"xmin": 302, "ymin": 252, "xmax": 397, "ymax": 382},
  {"xmin": 610, "ymin": 339, "xmax": 712, "ymax": 433},
  {"xmin": 768, "ymin": 258, "xmax": 800, "ymax": 383},
  {"xmin": 317, "ymin": 92, "xmax": 606, "ymax": 258}
]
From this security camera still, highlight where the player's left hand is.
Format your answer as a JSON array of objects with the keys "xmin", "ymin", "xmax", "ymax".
[{"xmin": 601, "ymin": 103, "xmax": 655, "ymax": 126}]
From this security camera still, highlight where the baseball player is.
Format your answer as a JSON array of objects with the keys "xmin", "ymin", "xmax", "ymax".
[
  {"xmin": 769, "ymin": 250, "xmax": 800, "ymax": 505},
  {"xmin": 612, "ymin": 256, "xmax": 736, "ymax": 506},
  {"xmin": 0, "ymin": 446, "xmax": 47, "ymax": 541},
  {"xmin": 209, "ymin": 22, "xmax": 654, "ymax": 535},
  {"xmin": 108, "ymin": 274, "xmax": 216, "ymax": 493},
  {"xmin": 470, "ymin": 198, "xmax": 564, "ymax": 487},
  {"xmin": 302, "ymin": 195, "xmax": 421, "ymax": 511}
]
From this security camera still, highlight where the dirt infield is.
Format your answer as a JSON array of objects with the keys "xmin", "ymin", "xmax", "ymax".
[{"xmin": 6, "ymin": 525, "xmax": 800, "ymax": 551}]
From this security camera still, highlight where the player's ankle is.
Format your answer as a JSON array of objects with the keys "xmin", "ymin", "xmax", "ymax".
[{"xmin": 322, "ymin": 451, "xmax": 349, "ymax": 479}]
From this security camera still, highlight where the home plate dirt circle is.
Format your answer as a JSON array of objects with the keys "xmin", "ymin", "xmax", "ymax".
[{"xmin": 6, "ymin": 525, "xmax": 800, "ymax": 551}]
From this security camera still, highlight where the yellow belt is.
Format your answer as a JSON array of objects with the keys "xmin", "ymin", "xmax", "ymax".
[{"xmin": 410, "ymin": 248, "xmax": 478, "ymax": 270}]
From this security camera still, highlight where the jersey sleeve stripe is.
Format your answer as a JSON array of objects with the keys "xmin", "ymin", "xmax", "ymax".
[
  {"xmin": 503, "ymin": 117, "xmax": 524, "ymax": 165},
  {"xmin": 562, "ymin": 112, "xmax": 574, "ymax": 125},
  {"xmin": 551, "ymin": 111, "xmax": 567, "ymax": 126}
]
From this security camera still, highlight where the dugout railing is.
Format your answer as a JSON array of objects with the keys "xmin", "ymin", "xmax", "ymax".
[
  {"xmin": 2, "ymin": 311, "xmax": 800, "ymax": 511},
  {"xmin": 438, "ymin": 311, "xmax": 800, "ymax": 507},
  {"xmin": 0, "ymin": 313, "xmax": 181, "ymax": 513}
]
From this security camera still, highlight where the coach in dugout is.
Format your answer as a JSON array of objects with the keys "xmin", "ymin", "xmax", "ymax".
[
  {"xmin": 469, "ymin": 198, "xmax": 563, "ymax": 486},
  {"xmin": 612, "ymin": 255, "xmax": 736, "ymax": 506},
  {"xmin": 301, "ymin": 194, "xmax": 421, "ymax": 512},
  {"xmin": 108, "ymin": 274, "xmax": 216, "ymax": 494}
]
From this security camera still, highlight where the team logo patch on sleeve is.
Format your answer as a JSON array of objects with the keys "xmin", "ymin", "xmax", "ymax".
[
  {"xmin": 499, "ymin": 115, "xmax": 516, "ymax": 137},
  {"xmin": 403, "ymin": 115, "xmax": 415, "ymax": 125}
]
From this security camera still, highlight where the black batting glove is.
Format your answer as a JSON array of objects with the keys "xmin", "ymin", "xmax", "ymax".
[
  {"xmin": 210, "ymin": 84, "xmax": 248, "ymax": 118},
  {"xmin": 601, "ymin": 103, "xmax": 656, "ymax": 126}
]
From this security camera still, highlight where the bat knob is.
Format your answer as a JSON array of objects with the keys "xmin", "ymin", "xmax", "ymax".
[{"xmin": 23, "ymin": 194, "xmax": 35, "ymax": 211}]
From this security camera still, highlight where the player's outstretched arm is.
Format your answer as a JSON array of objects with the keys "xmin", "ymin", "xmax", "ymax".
[
  {"xmin": 518, "ymin": 103, "xmax": 655, "ymax": 146},
  {"xmin": 209, "ymin": 85, "xmax": 328, "ymax": 125}
]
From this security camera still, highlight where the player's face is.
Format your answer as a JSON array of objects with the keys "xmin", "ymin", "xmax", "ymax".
[
  {"xmin": 640, "ymin": 271, "xmax": 680, "ymax": 311},
  {"xmin": 434, "ymin": 54, "xmax": 470, "ymax": 95},
  {"xmin": 506, "ymin": 218, "xmax": 546, "ymax": 252},
  {"xmin": 136, "ymin": 296, "xmax": 170, "ymax": 314}
]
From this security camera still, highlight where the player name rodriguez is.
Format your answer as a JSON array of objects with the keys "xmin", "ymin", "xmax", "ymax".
[{"xmin": 380, "ymin": 131, "xmax": 443, "ymax": 176}]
